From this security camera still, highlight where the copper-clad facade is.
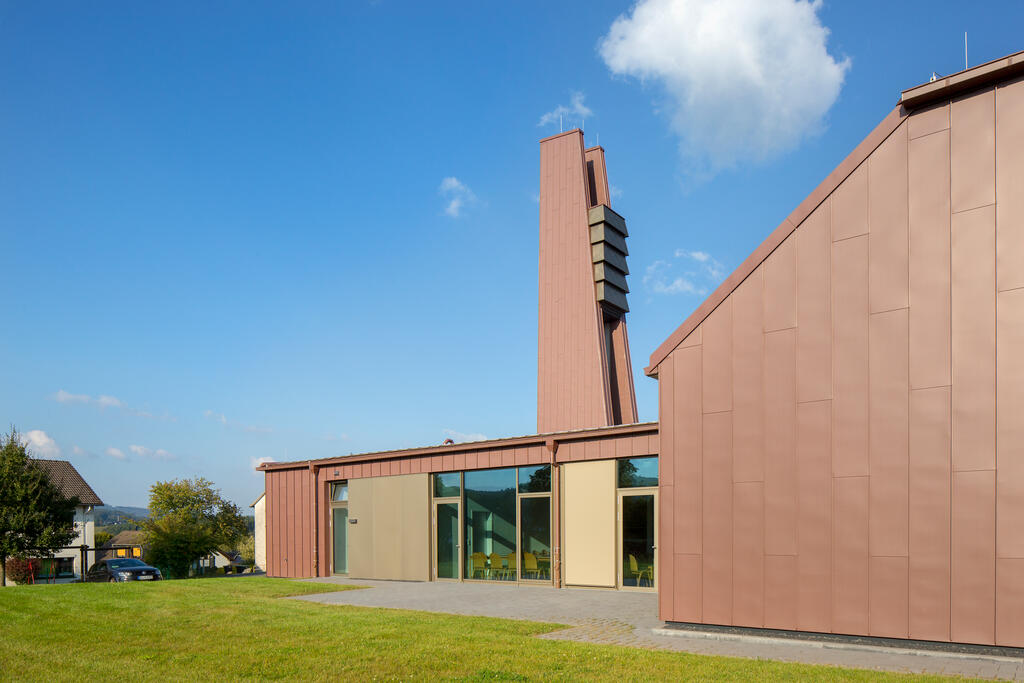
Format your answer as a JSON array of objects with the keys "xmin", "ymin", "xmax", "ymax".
[{"xmin": 648, "ymin": 54, "xmax": 1024, "ymax": 647}]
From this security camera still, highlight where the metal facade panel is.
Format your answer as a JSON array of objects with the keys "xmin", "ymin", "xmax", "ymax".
[
  {"xmin": 797, "ymin": 201, "xmax": 833, "ymax": 403},
  {"xmin": 673, "ymin": 554, "xmax": 702, "ymax": 622},
  {"xmin": 950, "ymin": 88, "xmax": 996, "ymax": 213},
  {"xmin": 673, "ymin": 345, "xmax": 703, "ymax": 556},
  {"xmin": 797, "ymin": 400, "xmax": 832, "ymax": 633},
  {"xmin": 731, "ymin": 268, "xmax": 764, "ymax": 483},
  {"xmin": 996, "ymin": 78, "xmax": 1024, "ymax": 292},
  {"xmin": 997, "ymin": 288, "xmax": 1024, "ymax": 558},
  {"xmin": 701, "ymin": 299, "xmax": 732, "ymax": 413},
  {"xmin": 537, "ymin": 131, "xmax": 610, "ymax": 433},
  {"xmin": 764, "ymin": 328, "xmax": 797, "ymax": 556},
  {"xmin": 909, "ymin": 386, "xmax": 952, "ymax": 642},
  {"xmin": 659, "ymin": 482, "xmax": 675, "ymax": 620},
  {"xmin": 701, "ymin": 411, "xmax": 733, "ymax": 625},
  {"xmin": 868, "ymin": 123, "xmax": 910, "ymax": 313},
  {"xmin": 951, "ymin": 205, "xmax": 996, "ymax": 472},
  {"xmin": 764, "ymin": 555, "xmax": 797, "ymax": 630},
  {"xmin": 950, "ymin": 470, "xmax": 996, "ymax": 644},
  {"xmin": 869, "ymin": 556, "xmax": 910, "ymax": 638},
  {"xmin": 732, "ymin": 481, "xmax": 764, "ymax": 627},
  {"xmin": 831, "ymin": 235, "xmax": 869, "ymax": 477},
  {"xmin": 868, "ymin": 308, "xmax": 910, "ymax": 557},
  {"xmin": 907, "ymin": 101, "xmax": 949, "ymax": 139},
  {"xmin": 997, "ymin": 558, "xmax": 1024, "ymax": 646},
  {"xmin": 909, "ymin": 130, "xmax": 952, "ymax": 390},
  {"xmin": 584, "ymin": 147, "xmax": 611, "ymax": 207},
  {"xmin": 763, "ymin": 238, "xmax": 797, "ymax": 332},
  {"xmin": 832, "ymin": 476, "xmax": 870, "ymax": 636},
  {"xmin": 831, "ymin": 163, "xmax": 869, "ymax": 241}
]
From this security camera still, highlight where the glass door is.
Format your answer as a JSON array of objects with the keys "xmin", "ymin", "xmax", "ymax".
[
  {"xmin": 332, "ymin": 506, "xmax": 348, "ymax": 574},
  {"xmin": 434, "ymin": 501, "xmax": 461, "ymax": 580},
  {"xmin": 618, "ymin": 492, "xmax": 656, "ymax": 590}
]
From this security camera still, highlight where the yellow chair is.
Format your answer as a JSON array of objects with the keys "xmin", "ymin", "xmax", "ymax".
[
  {"xmin": 504, "ymin": 552, "xmax": 517, "ymax": 580},
  {"xmin": 470, "ymin": 552, "xmax": 487, "ymax": 579},
  {"xmin": 522, "ymin": 552, "xmax": 539, "ymax": 579},
  {"xmin": 487, "ymin": 553, "xmax": 505, "ymax": 580},
  {"xmin": 629, "ymin": 554, "xmax": 653, "ymax": 587}
]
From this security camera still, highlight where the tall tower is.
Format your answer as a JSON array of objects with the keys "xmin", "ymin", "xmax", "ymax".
[{"xmin": 537, "ymin": 130, "xmax": 637, "ymax": 433}]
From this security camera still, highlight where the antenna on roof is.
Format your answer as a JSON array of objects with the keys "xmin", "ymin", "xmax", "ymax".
[{"xmin": 965, "ymin": 32, "xmax": 968, "ymax": 70}]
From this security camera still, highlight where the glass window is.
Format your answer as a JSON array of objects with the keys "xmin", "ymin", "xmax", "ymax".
[
  {"xmin": 332, "ymin": 507, "xmax": 348, "ymax": 574},
  {"xmin": 330, "ymin": 483, "xmax": 348, "ymax": 502},
  {"xmin": 517, "ymin": 465, "xmax": 551, "ymax": 493},
  {"xmin": 617, "ymin": 456, "xmax": 658, "ymax": 488},
  {"xmin": 519, "ymin": 497, "xmax": 551, "ymax": 581},
  {"xmin": 463, "ymin": 468, "xmax": 517, "ymax": 580},
  {"xmin": 433, "ymin": 472, "xmax": 461, "ymax": 498}
]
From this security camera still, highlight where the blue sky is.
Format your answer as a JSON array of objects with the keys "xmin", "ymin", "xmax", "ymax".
[{"xmin": 1, "ymin": 1, "xmax": 1021, "ymax": 508}]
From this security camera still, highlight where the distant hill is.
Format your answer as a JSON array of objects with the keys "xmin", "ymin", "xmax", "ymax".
[{"xmin": 94, "ymin": 505, "xmax": 149, "ymax": 525}]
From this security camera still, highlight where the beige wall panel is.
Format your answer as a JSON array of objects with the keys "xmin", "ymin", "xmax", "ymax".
[
  {"xmin": 950, "ymin": 88, "xmax": 995, "ymax": 214},
  {"xmin": 732, "ymin": 268, "xmax": 764, "ymax": 483},
  {"xmin": 870, "ymin": 556, "xmax": 909, "ymax": 638},
  {"xmin": 833, "ymin": 476, "xmax": 870, "ymax": 635},
  {"xmin": 797, "ymin": 200, "xmax": 833, "ymax": 403},
  {"xmin": 952, "ymin": 205, "xmax": 996, "ymax": 472},
  {"xmin": 347, "ymin": 478, "xmax": 375, "ymax": 579},
  {"xmin": 909, "ymin": 130, "xmax": 952, "ymax": 390},
  {"xmin": 997, "ymin": 558, "xmax": 1024, "ymax": 646},
  {"xmin": 673, "ymin": 346, "xmax": 703, "ymax": 555},
  {"xmin": 400, "ymin": 474, "xmax": 430, "ymax": 581},
  {"xmin": 996, "ymin": 78, "xmax": 1024, "ymax": 292},
  {"xmin": 832, "ymin": 163, "xmax": 869, "ymax": 241},
  {"xmin": 797, "ymin": 400, "xmax": 832, "ymax": 633},
  {"xmin": 702, "ymin": 300, "xmax": 733, "ymax": 413},
  {"xmin": 763, "ymin": 239, "xmax": 797, "ymax": 332},
  {"xmin": 563, "ymin": 459, "xmax": 616, "ymax": 587},
  {"xmin": 702, "ymin": 411, "xmax": 733, "ymax": 625},
  {"xmin": 868, "ymin": 123, "xmax": 910, "ymax": 313},
  {"xmin": 908, "ymin": 101, "xmax": 949, "ymax": 139},
  {"xmin": 732, "ymin": 481, "xmax": 764, "ymax": 627},
  {"xmin": 909, "ymin": 386, "xmax": 952, "ymax": 642},
  {"xmin": 764, "ymin": 328, "xmax": 797, "ymax": 555},
  {"xmin": 832, "ymin": 235, "xmax": 870, "ymax": 477},
  {"xmin": 373, "ymin": 478, "xmax": 403, "ymax": 579},
  {"xmin": 869, "ymin": 308, "xmax": 910, "ymax": 557},
  {"xmin": 997, "ymin": 288, "xmax": 1024, "ymax": 558},
  {"xmin": 951, "ymin": 470, "xmax": 996, "ymax": 645}
]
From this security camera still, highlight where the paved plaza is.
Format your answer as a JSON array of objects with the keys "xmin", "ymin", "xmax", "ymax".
[{"xmin": 293, "ymin": 577, "xmax": 1024, "ymax": 680}]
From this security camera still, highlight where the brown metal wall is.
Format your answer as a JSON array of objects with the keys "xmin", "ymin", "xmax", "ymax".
[
  {"xmin": 267, "ymin": 426, "xmax": 658, "ymax": 579},
  {"xmin": 657, "ymin": 77, "xmax": 1024, "ymax": 647}
]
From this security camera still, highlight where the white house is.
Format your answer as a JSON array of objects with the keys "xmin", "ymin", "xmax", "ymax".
[
  {"xmin": 32, "ymin": 459, "xmax": 103, "ymax": 582},
  {"xmin": 251, "ymin": 492, "xmax": 266, "ymax": 572}
]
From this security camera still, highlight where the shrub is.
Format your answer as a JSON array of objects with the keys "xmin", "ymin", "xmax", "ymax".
[{"xmin": 5, "ymin": 558, "xmax": 40, "ymax": 584}]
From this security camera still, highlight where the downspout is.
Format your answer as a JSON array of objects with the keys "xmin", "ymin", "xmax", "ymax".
[{"xmin": 309, "ymin": 463, "xmax": 319, "ymax": 577}]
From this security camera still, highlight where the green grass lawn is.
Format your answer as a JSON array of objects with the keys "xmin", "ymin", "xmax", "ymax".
[{"xmin": 0, "ymin": 577, "xmax": 965, "ymax": 681}]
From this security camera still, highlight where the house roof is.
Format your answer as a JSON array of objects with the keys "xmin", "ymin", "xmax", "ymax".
[
  {"xmin": 32, "ymin": 459, "xmax": 103, "ymax": 506},
  {"xmin": 250, "ymin": 492, "xmax": 264, "ymax": 508},
  {"xmin": 645, "ymin": 50, "xmax": 1024, "ymax": 376},
  {"xmin": 103, "ymin": 530, "xmax": 144, "ymax": 548}
]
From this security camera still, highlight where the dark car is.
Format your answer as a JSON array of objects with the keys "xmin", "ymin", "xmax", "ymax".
[{"xmin": 86, "ymin": 558, "xmax": 162, "ymax": 583}]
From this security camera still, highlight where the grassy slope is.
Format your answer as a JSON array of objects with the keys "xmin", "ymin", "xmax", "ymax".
[{"xmin": 0, "ymin": 578, "xmax": 962, "ymax": 681}]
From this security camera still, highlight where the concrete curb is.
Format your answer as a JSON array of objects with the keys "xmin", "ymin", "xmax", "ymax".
[{"xmin": 651, "ymin": 628, "xmax": 1024, "ymax": 664}]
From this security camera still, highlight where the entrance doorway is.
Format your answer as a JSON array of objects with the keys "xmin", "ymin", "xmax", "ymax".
[
  {"xmin": 330, "ymin": 482, "xmax": 348, "ymax": 575},
  {"xmin": 433, "ymin": 501, "xmax": 461, "ymax": 580},
  {"xmin": 618, "ymin": 491, "xmax": 656, "ymax": 590}
]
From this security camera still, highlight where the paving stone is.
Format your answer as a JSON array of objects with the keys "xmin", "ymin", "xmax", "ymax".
[{"xmin": 294, "ymin": 578, "xmax": 1024, "ymax": 680}]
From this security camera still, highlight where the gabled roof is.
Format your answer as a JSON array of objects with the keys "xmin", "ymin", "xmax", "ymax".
[
  {"xmin": 646, "ymin": 50, "xmax": 1024, "ymax": 376},
  {"xmin": 250, "ymin": 492, "xmax": 264, "ymax": 508},
  {"xmin": 32, "ymin": 459, "xmax": 103, "ymax": 506},
  {"xmin": 103, "ymin": 530, "xmax": 143, "ymax": 548}
]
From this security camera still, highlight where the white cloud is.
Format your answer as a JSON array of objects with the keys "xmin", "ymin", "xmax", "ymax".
[
  {"xmin": 105, "ymin": 447, "xmax": 126, "ymax": 460},
  {"xmin": 609, "ymin": 185, "xmax": 623, "ymax": 199},
  {"xmin": 644, "ymin": 249, "xmax": 727, "ymax": 296},
  {"xmin": 600, "ymin": 0, "xmax": 849, "ymax": 173},
  {"xmin": 250, "ymin": 456, "xmax": 275, "ymax": 473},
  {"xmin": 204, "ymin": 410, "xmax": 228, "ymax": 425},
  {"xmin": 96, "ymin": 395, "xmax": 122, "ymax": 408},
  {"xmin": 443, "ymin": 428, "xmax": 488, "ymax": 443},
  {"xmin": 23, "ymin": 430, "xmax": 60, "ymax": 458},
  {"xmin": 439, "ymin": 176, "xmax": 476, "ymax": 218},
  {"xmin": 538, "ymin": 91, "xmax": 593, "ymax": 128},
  {"xmin": 205, "ymin": 409, "xmax": 271, "ymax": 434},
  {"xmin": 54, "ymin": 389, "xmax": 90, "ymax": 403},
  {"xmin": 129, "ymin": 444, "xmax": 176, "ymax": 460}
]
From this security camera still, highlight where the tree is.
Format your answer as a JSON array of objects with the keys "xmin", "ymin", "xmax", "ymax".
[
  {"xmin": 238, "ymin": 534, "xmax": 256, "ymax": 567},
  {"xmin": 93, "ymin": 530, "xmax": 113, "ymax": 549},
  {"xmin": 142, "ymin": 477, "xmax": 247, "ymax": 578},
  {"xmin": 0, "ymin": 428, "xmax": 79, "ymax": 587}
]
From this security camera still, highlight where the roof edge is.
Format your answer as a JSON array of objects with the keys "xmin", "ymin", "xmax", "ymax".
[
  {"xmin": 645, "ymin": 103, "xmax": 909, "ymax": 376},
  {"xmin": 901, "ymin": 49, "xmax": 1024, "ymax": 110},
  {"xmin": 258, "ymin": 421, "xmax": 659, "ymax": 471}
]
